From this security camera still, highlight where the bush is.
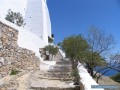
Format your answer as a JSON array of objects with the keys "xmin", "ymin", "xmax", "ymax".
[
  {"xmin": 71, "ymin": 68, "xmax": 80, "ymax": 85},
  {"xmin": 44, "ymin": 45, "xmax": 58, "ymax": 56},
  {"xmin": 5, "ymin": 9, "xmax": 24, "ymax": 26},
  {"xmin": 10, "ymin": 69, "xmax": 20, "ymax": 75},
  {"xmin": 48, "ymin": 36, "xmax": 53, "ymax": 43},
  {"xmin": 111, "ymin": 73, "xmax": 120, "ymax": 83},
  {"xmin": 44, "ymin": 45, "xmax": 58, "ymax": 60}
]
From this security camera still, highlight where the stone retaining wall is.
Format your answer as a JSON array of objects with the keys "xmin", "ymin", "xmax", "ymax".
[{"xmin": 0, "ymin": 21, "xmax": 40, "ymax": 78}]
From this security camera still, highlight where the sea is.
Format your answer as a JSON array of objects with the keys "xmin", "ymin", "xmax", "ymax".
[
  {"xmin": 94, "ymin": 66, "xmax": 120, "ymax": 77},
  {"xmin": 99, "ymin": 69, "xmax": 119, "ymax": 76}
]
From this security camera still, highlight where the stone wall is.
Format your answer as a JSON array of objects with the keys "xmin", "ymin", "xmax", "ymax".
[{"xmin": 0, "ymin": 21, "xmax": 40, "ymax": 78}]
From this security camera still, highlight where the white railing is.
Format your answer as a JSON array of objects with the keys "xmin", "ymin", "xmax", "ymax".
[
  {"xmin": 78, "ymin": 63, "xmax": 104, "ymax": 90},
  {"xmin": 59, "ymin": 49, "xmax": 65, "ymax": 58}
]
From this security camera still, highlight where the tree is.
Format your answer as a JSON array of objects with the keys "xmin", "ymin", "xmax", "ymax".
[
  {"xmin": 86, "ymin": 27, "xmax": 116, "ymax": 82},
  {"xmin": 5, "ymin": 9, "xmax": 24, "ymax": 26},
  {"xmin": 94, "ymin": 53, "xmax": 120, "ymax": 83},
  {"xmin": 87, "ymin": 27, "xmax": 115, "ymax": 54},
  {"xmin": 85, "ymin": 51, "xmax": 106, "ymax": 77},
  {"xmin": 44, "ymin": 45, "xmax": 58, "ymax": 60},
  {"xmin": 61, "ymin": 35, "xmax": 89, "ymax": 84}
]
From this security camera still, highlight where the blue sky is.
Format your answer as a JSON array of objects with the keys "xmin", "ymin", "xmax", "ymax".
[{"xmin": 47, "ymin": 0, "xmax": 120, "ymax": 53}]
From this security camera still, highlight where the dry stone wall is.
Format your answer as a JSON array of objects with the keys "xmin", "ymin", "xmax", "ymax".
[{"xmin": 0, "ymin": 21, "xmax": 40, "ymax": 78}]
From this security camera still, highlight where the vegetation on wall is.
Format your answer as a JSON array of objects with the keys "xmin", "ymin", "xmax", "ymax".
[
  {"xmin": 48, "ymin": 36, "xmax": 53, "ymax": 43},
  {"xmin": 5, "ymin": 9, "xmax": 25, "ymax": 26},
  {"xmin": 44, "ymin": 45, "xmax": 58, "ymax": 60}
]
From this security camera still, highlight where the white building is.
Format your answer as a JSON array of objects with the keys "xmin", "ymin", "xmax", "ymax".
[
  {"xmin": 24, "ymin": 0, "xmax": 52, "ymax": 46},
  {"xmin": 0, "ymin": 0, "xmax": 52, "ymax": 57}
]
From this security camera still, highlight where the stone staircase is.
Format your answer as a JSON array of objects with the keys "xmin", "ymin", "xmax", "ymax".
[
  {"xmin": 29, "ymin": 59, "xmax": 80, "ymax": 90},
  {"xmin": 28, "ymin": 50, "xmax": 81, "ymax": 90},
  {"xmin": 46, "ymin": 60, "xmax": 72, "ymax": 79}
]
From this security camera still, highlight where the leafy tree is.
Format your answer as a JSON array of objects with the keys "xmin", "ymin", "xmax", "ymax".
[
  {"xmin": 5, "ymin": 9, "xmax": 24, "ymax": 26},
  {"xmin": 85, "ymin": 51, "xmax": 106, "ymax": 77},
  {"xmin": 44, "ymin": 45, "xmax": 58, "ymax": 60},
  {"xmin": 61, "ymin": 35, "xmax": 89, "ymax": 84},
  {"xmin": 62, "ymin": 35, "xmax": 89, "ymax": 63}
]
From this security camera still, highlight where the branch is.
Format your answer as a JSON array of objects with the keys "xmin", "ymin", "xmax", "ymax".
[
  {"xmin": 93, "ymin": 65, "xmax": 120, "ymax": 78},
  {"xmin": 96, "ymin": 69, "xmax": 110, "ymax": 83}
]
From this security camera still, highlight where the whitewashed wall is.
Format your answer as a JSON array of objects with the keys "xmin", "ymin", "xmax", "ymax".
[
  {"xmin": 45, "ymin": 1, "xmax": 52, "ymax": 37},
  {"xmin": 24, "ymin": 0, "xmax": 51, "ymax": 47},
  {"xmin": 0, "ymin": 0, "xmax": 52, "ymax": 57},
  {"xmin": 0, "ymin": 0, "xmax": 27, "ymax": 18}
]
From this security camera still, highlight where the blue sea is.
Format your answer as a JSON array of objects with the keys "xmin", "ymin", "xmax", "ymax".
[
  {"xmin": 99, "ymin": 69, "xmax": 119, "ymax": 76},
  {"xmin": 94, "ymin": 66, "xmax": 120, "ymax": 77}
]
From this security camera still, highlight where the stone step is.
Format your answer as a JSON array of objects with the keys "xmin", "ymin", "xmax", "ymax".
[
  {"xmin": 43, "ymin": 72, "xmax": 71, "ymax": 75},
  {"xmin": 39, "ymin": 72, "xmax": 71, "ymax": 75},
  {"xmin": 29, "ymin": 78, "xmax": 79, "ymax": 90},
  {"xmin": 50, "ymin": 67, "xmax": 71, "ymax": 71},
  {"xmin": 36, "ymin": 73, "xmax": 72, "ymax": 80},
  {"xmin": 43, "ymin": 73, "xmax": 72, "ymax": 79},
  {"xmin": 48, "ymin": 70, "xmax": 72, "ymax": 73},
  {"xmin": 56, "ymin": 61, "xmax": 71, "ymax": 65},
  {"xmin": 30, "ymin": 87, "xmax": 76, "ymax": 90},
  {"xmin": 52, "ymin": 64, "xmax": 72, "ymax": 67},
  {"xmin": 38, "ymin": 77, "xmax": 73, "ymax": 81}
]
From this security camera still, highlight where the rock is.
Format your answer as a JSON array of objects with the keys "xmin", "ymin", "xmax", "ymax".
[
  {"xmin": 0, "ymin": 28, "xmax": 2, "ymax": 38},
  {"xmin": 0, "ymin": 40, "xmax": 2, "ymax": 44},
  {"xmin": 0, "ymin": 44, "xmax": 3, "ymax": 49},
  {"xmin": 0, "ymin": 74, "xmax": 2, "ymax": 79},
  {"xmin": 2, "ymin": 34, "xmax": 7, "ymax": 39},
  {"xmin": 0, "ymin": 80, "xmax": 4, "ymax": 86},
  {"xmin": 0, "ymin": 63, "xmax": 2, "ymax": 67},
  {"xmin": 0, "ymin": 57, "xmax": 4, "ymax": 65},
  {"xmin": 7, "ymin": 61, "xmax": 12, "ymax": 65},
  {"xmin": 1, "ymin": 72, "xmax": 8, "ymax": 77}
]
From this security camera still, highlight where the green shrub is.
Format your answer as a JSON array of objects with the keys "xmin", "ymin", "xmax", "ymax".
[
  {"xmin": 48, "ymin": 36, "xmax": 53, "ymax": 43},
  {"xmin": 10, "ymin": 69, "xmax": 20, "ymax": 75},
  {"xmin": 5, "ymin": 9, "xmax": 24, "ymax": 26},
  {"xmin": 111, "ymin": 73, "xmax": 120, "ymax": 83},
  {"xmin": 71, "ymin": 68, "xmax": 80, "ymax": 85}
]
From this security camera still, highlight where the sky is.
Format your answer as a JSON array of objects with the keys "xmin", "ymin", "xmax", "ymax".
[{"xmin": 47, "ymin": 0, "xmax": 120, "ymax": 53}]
